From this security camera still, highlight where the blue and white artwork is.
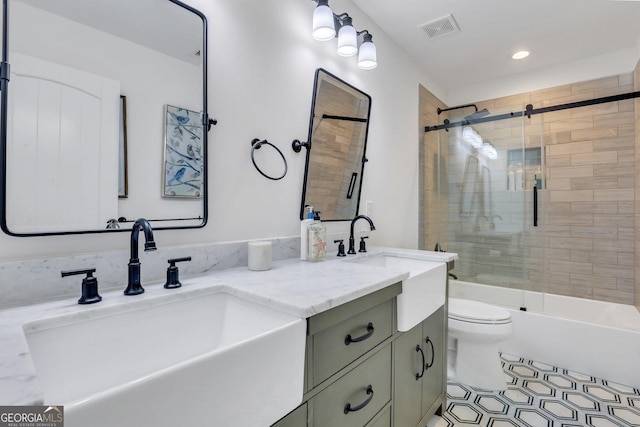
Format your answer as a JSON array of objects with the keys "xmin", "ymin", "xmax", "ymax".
[{"xmin": 163, "ymin": 104, "xmax": 204, "ymax": 198}]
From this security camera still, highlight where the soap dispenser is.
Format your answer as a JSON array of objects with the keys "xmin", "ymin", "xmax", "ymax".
[
  {"xmin": 307, "ymin": 212, "xmax": 327, "ymax": 261},
  {"xmin": 300, "ymin": 205, "xmax": 315, "ymax": 261}
]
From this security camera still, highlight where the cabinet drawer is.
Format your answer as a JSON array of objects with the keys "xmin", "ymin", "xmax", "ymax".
[
  {"xmin": 312, "ymin": 346, "xmax": 391, "ymax": 427},
  {"xmin": 312, "ymin": 299, "xmax": 393, "ymax": 386}
]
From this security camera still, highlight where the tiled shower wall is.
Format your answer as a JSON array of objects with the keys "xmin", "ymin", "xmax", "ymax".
[{"xmin": 420, "ymin": 68, "xmax": 638, "ymax": 306}]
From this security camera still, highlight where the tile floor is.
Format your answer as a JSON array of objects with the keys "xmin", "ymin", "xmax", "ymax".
[{"xmin": 428, "ymin": 353, "xmax": 640, "ymax": 427}]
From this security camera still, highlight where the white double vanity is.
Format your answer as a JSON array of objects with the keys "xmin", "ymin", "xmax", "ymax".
[{"xmin": 0, "ymin": 247, "xmax": 455, "ymax": 427}]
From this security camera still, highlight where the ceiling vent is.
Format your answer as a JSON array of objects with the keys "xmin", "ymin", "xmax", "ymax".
[{"xmin": 419, "ymin": 14, "xmax": 460, "ymax": 39}]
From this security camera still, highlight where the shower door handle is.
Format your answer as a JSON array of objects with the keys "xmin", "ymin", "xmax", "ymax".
[{"xmin": 533, "ymin": 186, "xmax": 538, "ymax": 227}]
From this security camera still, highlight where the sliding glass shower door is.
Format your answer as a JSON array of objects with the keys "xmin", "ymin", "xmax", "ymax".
[{"xmin": 436, "ymin": 106, "xmax": 544, "ymax": 310}]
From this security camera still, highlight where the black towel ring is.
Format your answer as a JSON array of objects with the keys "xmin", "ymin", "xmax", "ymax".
[{"xmin": 251, "ymin": 138, "xmax": 288, "ymax": 181}]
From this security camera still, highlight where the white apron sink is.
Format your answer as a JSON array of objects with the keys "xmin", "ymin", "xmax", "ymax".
[
  {"xmin": 348, "ymin": 254, "xmax": 446, "ymax": 331},
  {"xmin": 23, "ymin": 289, "xmax": 306, "ymax": 427}
]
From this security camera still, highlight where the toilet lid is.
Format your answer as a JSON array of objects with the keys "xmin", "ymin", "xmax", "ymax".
[{"xmin": 449, "ymin": 298, "xmax": 511, "ymax": 324}]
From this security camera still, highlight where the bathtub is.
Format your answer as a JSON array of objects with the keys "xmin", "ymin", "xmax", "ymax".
[{"xmin": 450, "ymin": 280, "xmax": 640, "ymax": 388}]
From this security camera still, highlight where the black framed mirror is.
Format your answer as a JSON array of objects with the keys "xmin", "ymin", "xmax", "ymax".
[
  {"xmin": 0, "ymin": 0, "xmax": 210, "ymax": 236},
  {"xmin": 299, "ymin": 69, "xmax": 371, "ymax": 221}
]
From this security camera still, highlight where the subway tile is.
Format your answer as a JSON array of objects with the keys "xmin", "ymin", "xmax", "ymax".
[
  {"xmin": 594, "ymin": 188, "xmax": 634, "ymax": 201},
  {"xmin": 594, "ymin": 83, "xmax": 635, "ymax": 98},
  {"xmin": 618, "ymin": 72, "xmax": 634, "ymax": 86},
  {"xmin": 543, "ymin": 248, "xmax": 571, "ymax": 261},
  {"xmin": 569, "ymin": 273, "xmax": 617, "ymax": 289},
  {"xmin": 618, "ymin": 201, "xmax": 640, "ymax": 214},
  {"xmin": 593, "ymin": 161, "xmax": 634, "ymax": 176},
  {"xmin": 530, "ymin": 85, "xmax": 572, "ymax": 103},
  {"xmin": 570, "ymin": 201, "xmax": 618, "ymax": 214},
  {"xmin": 594, "ymin": 238, "xmax": 634, "ymax": 252},
  {"xmin": 593, "ymin": 263, "xmax": 633, "ymax": 279},
  {"xmin": 592, "ymin": 287, "xmax": 633, "ymax": 304},
  {"xmin": 547, "ymin": 212, "xmax": 594, "ymax": 225},
  {"xmin": 593, "ymin": 111, "xmax": 634, "ymax": 128},
  {"xmin": 570, "ymin": 102, "xmax": 618, "ymax": 118},
  {"xmin": 549, "ymin": 259, "xmax": 592, "ymax": 275},
  {"xmin": 571, "ymin": 75, "xmax": 619, "ymax": 94},
  {"xmin": 593, "ymin": 136, "xmax": 634, "ymax": 150},
  {"xmin": 549, "ymin": 165, "xmax": 593, "ymax": 179},
  {"xmin": 570, "ymin": 151, "xmax": 617, "ymax": 166},
  {"xmin": 618, "ymin": 226, "xmax": 634, "ymax": 240},
  {"xmin": 546, "ymin": 178, "xmax": 571, "ymax": 190},
  {"xmin": 549, "ymin": 189, "xmax": 593, "ymax": 202},
  {"xmin": 494, "ymin": 93, "xmax": 532, "ymax": 109},
  {"xmin": 592, "ymin": 213, "xmax": 634, "ymax": 226},
  {"xmin": 547, "ymin": 141, "xmax": 593, "ymax": 156},
  {"xmin": 617, "ymin": 252, "xmax": 635, "ymax": 266},
  {"xmin": 570, "ymin": 225, "xmax": 617, "ymax": 239},
  {"xmin": 571, "ymin": 127, "xmax": 618, "ymax": 141},
  {"xmin": 546, "ymin": 155, "xmax": 572, "ymax": 167},
  {"xmin": 548, "ymin": 236, "xmax": 593, "ymax": 250},
  {"xmin": 545, "ymin": 130, "xmax": 573, "ymax": 144},
  {"xmin": 547, "ymin": 283, "xmax": 592, "ymax": 299},
  {"xmin": 616, "ymin": 277, "xmax": 635, "ymax": 293},
  {"xmin": 570, "ymin": 249, "xmax": 617, "ymax": 264},
  {"xmin": 550, "ymin": 118, "xmax": 593, "ymax": 133},
  {"xmin": 570, "ymin": 176, "xmax": 618, "ymax": 190}
]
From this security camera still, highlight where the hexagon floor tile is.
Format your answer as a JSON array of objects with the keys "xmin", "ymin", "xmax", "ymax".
[{"xmin": 434, "ymin": 353, "xmax": 640, "ymax": 427}]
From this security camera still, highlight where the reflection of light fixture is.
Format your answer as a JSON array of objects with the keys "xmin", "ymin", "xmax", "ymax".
[
  {"xmin": 337, "ymin": 15, "xmax": 357, "ymax": 56},
  {"xmin": 312, "ymin": 0, "xmax": 336, "ymax": 41},
  {"xmin": 481, "ymin": 142, "xmax": 497, "ymax": 159},
  {"xmin": 462, "ymin": 126, "xmax": 483, "ymax": 148},
  {"xmin": 357, "ymin": 31, "xmax": 377, "ymax": 69},
  {"xmin": 310, "ymin": 1, "xmax": 377, "ymax": 70}
]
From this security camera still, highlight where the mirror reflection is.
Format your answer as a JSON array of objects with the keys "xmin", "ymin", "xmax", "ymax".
[
  {"xmin": 2, "ymin": 0, "xmax": 207, "ymax": 235},
  {"xmin": 300, "ymin": 69, "xmax": 371, "ymax": 221}
]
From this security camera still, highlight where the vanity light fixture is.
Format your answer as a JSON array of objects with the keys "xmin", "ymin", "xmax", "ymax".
[
  {"xmin": 481, "ymin": 142, "xmax": 498, "ymax": 160},
  {"xmin": 310, "ymin": 0, "xmax": 377, "ymax": 70},
  {"xmin": 312, "ymin": 0, "xmax": 336, "ymax": 41},
  {"xmin": 462, "ymin": 126, "xmax": 483, "ymax": 148},
  {"xmin": 357, "ymin": 31, "xmax": 377, "ymax": 70},
  {"xmin": 336, "ymin": 15, "xmax": 358, "ymax": 56}
]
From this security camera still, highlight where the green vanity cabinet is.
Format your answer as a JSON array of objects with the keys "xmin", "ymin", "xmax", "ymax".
[
  {"xmin": 272, "ymin": 284, "xmax": 400, "ymax": 427},
  {"xmin": 393, "ymin": 306, "xmax": 446, "ymax": 427},
  {"xmin": 272, "ymin": 404, "xmax": 307, "ymax": 427},
  {"xmin": 271, "ymin": 283, "xmax": 447, "ymax": 427}
]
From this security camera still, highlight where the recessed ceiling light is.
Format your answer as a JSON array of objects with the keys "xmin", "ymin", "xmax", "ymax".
[{"xmin": 512, "ymin": 50, "xmax": 530, "ymax": 60}]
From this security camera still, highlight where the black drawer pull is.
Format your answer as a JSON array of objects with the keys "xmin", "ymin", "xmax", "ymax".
[
  {"xmin": 425, "ymin": 336, "xmax": 435, "ymax": 370},
  {"xmin": 344, "ymin": 322, "xmax": 374, "ymax": 345},
  {"xmin": 344, "ymin": 385, "xmax": 374, "ymax": 414},
  {"xmin": 416, "ymin": 345, "xmax": 426, "ymax": 380}
]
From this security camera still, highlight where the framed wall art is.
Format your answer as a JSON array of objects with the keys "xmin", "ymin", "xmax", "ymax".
[{"xmin": 162, "ymin": 104, "xmax": 204, "ymax": 198}]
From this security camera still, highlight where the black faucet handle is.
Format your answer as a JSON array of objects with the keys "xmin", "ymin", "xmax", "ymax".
[
  {"xmin": 334, "ymin": 240, "xmax": 346, "ymax": 257},
  {"xmin": 359, "ymin": 236, "xmax": 369, "ymax": 253},
  {"xmin": 165, "ymin": 256, "xmax": 192, "ymax": 289},
  {"xmin": 61, "ymin": 268, "xmax": 101, "ymax": 305}
]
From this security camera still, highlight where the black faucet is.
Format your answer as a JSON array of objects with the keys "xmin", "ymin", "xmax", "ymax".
[
  {"xmin": 124, "ymin": 218, "xmax": 157, "ymax": 295},
  {"xmin": 348, "ymin": 215, "xmax": 375, "ymax": 254}
]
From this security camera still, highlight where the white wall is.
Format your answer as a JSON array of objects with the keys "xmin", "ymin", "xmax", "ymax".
[{"xmin": 0, "ymin": 0, "xmax": 442, "ymax": 261}]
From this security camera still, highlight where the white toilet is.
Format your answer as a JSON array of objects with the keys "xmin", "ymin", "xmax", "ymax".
[{"xmin": 447, "ymin": 298, "xmax": 513, "ymax": 390}]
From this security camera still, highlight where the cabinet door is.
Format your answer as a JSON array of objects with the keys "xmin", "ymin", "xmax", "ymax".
[
  {"xmin": 421, "ymin": 306, "xmax": 445, "ymax": 417},
  {"xmin": 392, "ymin": 323, "xmax": 424, "ymax": 427},
  {"xmin": 271, "ymin": 403, "xmax": 307, "ymax": 427}
]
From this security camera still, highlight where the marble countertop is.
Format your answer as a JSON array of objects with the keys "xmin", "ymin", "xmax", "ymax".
[{"xmin": 0, "ymin": 247, "xmax": 456, "ymax": 406}]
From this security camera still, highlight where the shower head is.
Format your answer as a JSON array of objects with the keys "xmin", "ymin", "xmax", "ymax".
[{"xmin": 464, "ymin": 108, "xmax": 490, "ymax": 121}]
